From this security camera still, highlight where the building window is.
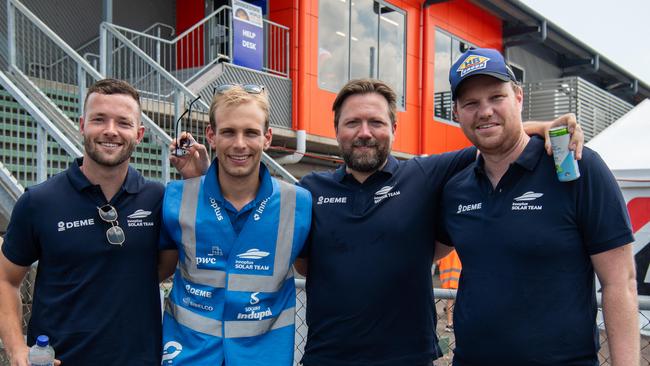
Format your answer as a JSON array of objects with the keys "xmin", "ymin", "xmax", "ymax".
[
  {"xmin": 318, "ymin": 0, "xmax": 406, "ymax": 108},
  {"xmin": 434, "ymin": 29, "xmax": 473, "ymax": 123}
]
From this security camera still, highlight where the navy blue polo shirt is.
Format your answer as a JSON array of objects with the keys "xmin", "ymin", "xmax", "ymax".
[
  {"xmin": 439, "ymin": 137, "xmax": 634, "ymax": 366},
  {"xmin": 299, "ymin": 148, "xmax": 476, "ymax": 366},
  {"xmin": 2, "ymin": 158, "xmax": 164, "ymax": 365}
]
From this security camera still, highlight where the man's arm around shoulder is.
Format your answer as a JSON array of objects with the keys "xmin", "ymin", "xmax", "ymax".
[{"xmin": 591, "ymin": 243, "xmax": 639, "ymax": 366}]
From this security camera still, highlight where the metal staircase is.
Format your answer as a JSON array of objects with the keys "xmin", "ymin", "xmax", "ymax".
[{"xmin": 0, "ymin": 0, "xmax": 298, "ymax": 228}]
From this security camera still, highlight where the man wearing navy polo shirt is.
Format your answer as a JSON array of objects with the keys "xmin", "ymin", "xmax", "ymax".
[
  {"xmin": 294, "ymin": 78, "xmax": 583, "ymax": 366},
  {"xmin": 439, "ymin": 48, "xmax": 638, "ymax": 365},
  {"xmin": 0, "ymin": 79, "xmax": 164, "ymax": 365}
]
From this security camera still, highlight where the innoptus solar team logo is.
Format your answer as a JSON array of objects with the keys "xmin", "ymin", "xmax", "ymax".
[{"xmin": 457, "ymin": 55, "xmax": 490, "ymax": 77}]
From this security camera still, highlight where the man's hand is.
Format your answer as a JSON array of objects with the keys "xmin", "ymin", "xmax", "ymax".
[
  {"xmin": 7, "ymin": 343, "xmax": 29, "ymax": 366},
  {"xmin": 544, "ymin": 113, "xmax": 584, "ymax": 160},
  {"xmin": 8, "ymin": 346, "xmax": 61, "ymax": 366},
  {"xmin": 169, "ymin": 132, "xmax": 210, "ymax": 179}
]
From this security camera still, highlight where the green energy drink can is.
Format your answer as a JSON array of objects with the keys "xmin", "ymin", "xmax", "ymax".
[{"xmin": 549, "ymin": 126, "xmax": 580, "ymax": 182}]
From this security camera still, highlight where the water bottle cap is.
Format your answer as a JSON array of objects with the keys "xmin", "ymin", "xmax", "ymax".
[{"xmin": 36, "ymin": 335, "xmax": 49, "ymax": 347}]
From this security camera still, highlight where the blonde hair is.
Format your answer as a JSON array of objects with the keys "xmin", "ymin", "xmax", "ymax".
[{"xmin": 208, "ymin": 86, "xmax": 270, "ymax": 130}]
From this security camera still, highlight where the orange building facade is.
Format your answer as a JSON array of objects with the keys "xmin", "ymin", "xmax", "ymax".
[{"xmin": 178, "ymin": 0, "xmax": 505, "ymax": 157}]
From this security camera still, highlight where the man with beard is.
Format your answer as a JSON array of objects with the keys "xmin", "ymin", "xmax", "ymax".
[
  {"xmin": 294, "ymin": 78, "xmax": 583, "ymax": 366},
  {"xmin": 0, "ymin": 79, "xmax": 164, "ymax": 365},
  {"xmin": 438, "ymin": 48, "xmax": 637, "ymax": 365}
]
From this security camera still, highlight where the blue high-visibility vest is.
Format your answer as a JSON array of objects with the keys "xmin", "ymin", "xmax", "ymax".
[{"xmin": 161, "ymin": 163, "xmax": 311, "ymax": 365}]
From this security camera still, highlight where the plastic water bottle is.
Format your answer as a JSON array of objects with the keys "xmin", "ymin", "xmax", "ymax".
[{"xmin": 28, "ymin": 335, "xmax": 55, "ymax": 366}]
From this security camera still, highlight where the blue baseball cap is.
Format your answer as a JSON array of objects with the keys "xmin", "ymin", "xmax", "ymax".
[{"xmin": 449, "ymin": 48, "xmax": 517, "ymax": 100}]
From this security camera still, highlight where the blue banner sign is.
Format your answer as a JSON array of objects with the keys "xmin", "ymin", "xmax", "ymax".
[{"xmin": 232, "ymin": 0, "xmax": 264, "ymax": 71}]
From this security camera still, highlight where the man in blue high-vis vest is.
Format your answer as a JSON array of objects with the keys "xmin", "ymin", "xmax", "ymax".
[{"xmin": 158, "ymin": 84, "xmax": 312, "ymax": 365}]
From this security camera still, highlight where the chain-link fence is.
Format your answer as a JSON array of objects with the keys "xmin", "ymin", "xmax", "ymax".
[{"xmin": 1, "ymin": 268, "xmax": 648, "ymax": 365}]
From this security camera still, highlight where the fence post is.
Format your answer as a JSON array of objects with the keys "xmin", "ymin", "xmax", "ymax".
[
  {"xmin": 285, "ymin": 29, "xmax": 290, "ymax": 77},
  {"xmin": 77, "ymin": 64, "xmax": 86, "ymax": 116},
  {"xmin": 7, "ymin": 0, "xmax": 16, "ymax": 67},
  {"xmin": 36, "ymin": 125, "xmax": 46, "ymax": 183},
  {"xmin": 161, "ymin": 145, "xmax": 170, "ymax": 184},
  {"xmin": 100, "ymin": 23, "xmax": 107, "ymax": 75}
]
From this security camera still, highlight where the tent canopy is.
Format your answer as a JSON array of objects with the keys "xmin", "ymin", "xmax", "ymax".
[{"xmin": 587, "ymin": 99, "xmax": 650, "ymax": 181}]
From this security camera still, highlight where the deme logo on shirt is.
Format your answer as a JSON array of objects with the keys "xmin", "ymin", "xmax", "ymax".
[
  {"xmin": 456, "ymin": 202, "xmax": 482, "ymax": 214},
  {"xmin": 57, "ymin": 218, "xmax": 94, "ymax": 232},
  {"xmin": 317, "ymin": 195, "xmax": 347, "ymax": 205}
]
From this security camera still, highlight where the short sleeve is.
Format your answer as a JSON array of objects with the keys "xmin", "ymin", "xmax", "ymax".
[
  {"xmin": 2, "ymin": 190, "xmax": 39, "ymax": 266},
  {"xmin": 296, "ymin": 177, "xmax": 312, "ymax": 259},
  {"xmin": 158, "ymin": 187, "xmax": 178, "ymax": 251},
  {"xmin": 577, "ymin": 149, "xmax": 634, "ymax": 255},
  {"xmin": 418, "ymin": 147, "xmax": 476, "ymax": 189},
  {"xmin": 158, "ymin": 222, "xmax": 177, "ymax": 251}
]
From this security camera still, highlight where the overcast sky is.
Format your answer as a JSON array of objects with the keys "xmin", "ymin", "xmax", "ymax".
[{"xmin": 520, "ymin": 0, "xmax": 650, "ymax": 85}]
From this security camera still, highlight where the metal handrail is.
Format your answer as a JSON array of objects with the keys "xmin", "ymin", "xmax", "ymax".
[
  {"xmin": 0, "ymin": 70, "xmax": 82, "ymax": 157},
  {"xmin": 102, "ymin": 23, "xmax": 206, "ymax": 109},
  {"xmin": 9, "ymin": 0, "xmax": 102, "ymax": 80},
  {"xmin": 27, "ymin": 22, "xmax": 176, "ymax": 74},
  {"xmin": 8, "ymin": 0, "xmax": 173, "ymax": 182},
  {"xmin": 108, "ymin": 5, "xmax": 290, "ymax": 78},
  {"xmin": 101, "ymin": 22, "xmax": 297, "ymax": 183},
  {"xmin": 109, "ymin": 7, "xmax": 230, "ymax": 46}
]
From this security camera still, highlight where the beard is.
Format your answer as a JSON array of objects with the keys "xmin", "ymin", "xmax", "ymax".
[
  {"xmin": 340, "ymin": 138, "xmax": 389, "ymax": 173},
  {"xmin": 84, "ymin": 137, "xmax": 137, "ymax": 167}
]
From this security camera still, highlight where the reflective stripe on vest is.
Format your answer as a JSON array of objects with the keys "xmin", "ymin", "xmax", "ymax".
[
  {"xmin": 176, "ymin": 178, "xmax": 297, "ymax": 338},
  {"xmin": 224, "ymin": 307, "xmax": 295, "ymax": 338},
  {"xmin": 179, "ymin": 177, "xmax": 227, "ymax": 288},
  {"xmin": 166, "ymin": 299, "xmax": 222, "ymax": 337},
  {"xmin": 228, "ymin": 180, "xmax": 296, "ymax": 293}
]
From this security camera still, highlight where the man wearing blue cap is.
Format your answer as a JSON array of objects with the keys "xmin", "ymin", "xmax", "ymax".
[{"xmin": 438, "ymin": 48, "xmax": 639, "ymax": 365}]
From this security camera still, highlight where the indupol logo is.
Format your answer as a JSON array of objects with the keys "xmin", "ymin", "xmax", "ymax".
[
  {"xmin": 512, "ymin": 191, "xmax": 544, "ymax": 211},
  {"xmin": 127, "ymin": 209, "xmax": 151, "ymax": 219},
  {"xmin": 237, "ymin": 248, "xmax": 270, "ymax": 259},
  {"xmin": 374, "ymin": 185, "xmax": 401, "ymax": 204},
  {"xmin": 250, "ymin": 292, "xmax": 260, "ymax": 305},
  {"xmin": 162, "ymin": 341, "xmax": 182, "ymax": 363}
]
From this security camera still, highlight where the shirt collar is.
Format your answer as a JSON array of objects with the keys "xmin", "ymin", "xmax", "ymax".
[
  {"xmin": 204, "ymin": 158, "xmax": 273, "ymax": 204},
  {"xmin": 333, "ymin": 155, "xmax": 399, "ymax": 183},
  {"xmin": 66, "ymin": 157, "xmax": 145, "ymax": 194},
  {"xmin": 474, "ymin": 136, "xmax": 545, "ymax": 175}
]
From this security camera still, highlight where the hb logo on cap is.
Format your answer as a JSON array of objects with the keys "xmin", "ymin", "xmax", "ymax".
[{"xmin": 449, "ymin": 48, "xmax": 517, "ymax": 100}]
